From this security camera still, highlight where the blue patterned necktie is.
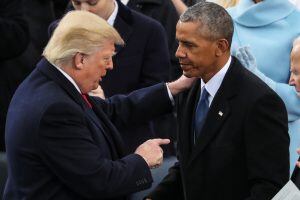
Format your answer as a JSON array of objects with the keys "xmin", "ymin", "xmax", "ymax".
[{"xmin": 194, "ymin": 87, "xmax": 209, "ymax": 143}]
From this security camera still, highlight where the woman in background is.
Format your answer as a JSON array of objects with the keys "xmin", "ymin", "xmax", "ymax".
[{"xmin": 231, "ymin": 0, "xmax": 300, "ymax": 174}]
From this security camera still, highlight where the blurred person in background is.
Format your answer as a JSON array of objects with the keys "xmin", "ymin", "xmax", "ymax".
[
  {"xmin": 231, "ymin": 0, "xmax": 300, "ymax": 174},
  {"xmin": 171, "ymin": 0, "xmax": 239, "ymax": 15},
  {"xmin": 0, "ymin": 0, "xmax": 29, "ymax": 152},
  {"xmin": 124, "ymin": 0, "xmax": 180, "ymax": 157}
]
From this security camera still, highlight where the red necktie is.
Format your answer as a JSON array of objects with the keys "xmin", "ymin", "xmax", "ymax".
[{"xmin": 81, "ymin": 94, "xmax": 92, "ymax": 108}]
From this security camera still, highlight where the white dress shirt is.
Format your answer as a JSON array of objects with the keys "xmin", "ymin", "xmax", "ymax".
[
  {"xmin": 200, "ymin": 56, "xmax": 232, "ymax": 106},
  {"xmin": 107, "ymin": 1, "xmax": 119, "ymax": 26}
]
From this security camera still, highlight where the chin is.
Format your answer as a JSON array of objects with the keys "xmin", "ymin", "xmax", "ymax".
[
  {"xmin": 183, "ymin": 71, "xmax": 192, "ymax": 78},
  {"xmin": 183, "ymin": 71, "xmax": 199, "ymax": 78}
]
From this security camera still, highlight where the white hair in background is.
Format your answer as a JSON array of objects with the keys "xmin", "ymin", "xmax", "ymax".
[
  {"xmin": 290, "ymin": 0, "xmax": 300, "ymax": 10},
  {"xmin": 206, "ymin": 0, "xmax": 239, "ymax": 8}
]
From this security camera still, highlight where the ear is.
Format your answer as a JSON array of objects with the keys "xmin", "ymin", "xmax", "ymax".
[
  {"xmin": 74, "ymin": 52, "xmax": 85, "ymax": 70},
  {"xmin": 215, "ymin": 39, "xmax": 230, "ymax": 57}
]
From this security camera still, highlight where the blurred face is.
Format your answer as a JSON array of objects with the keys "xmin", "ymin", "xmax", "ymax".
[
  {"xmin": 289, "ymin": 44, "xmax": 300, "ymax": 93},
  {"xmin": 175, "ymin": 21, "xmax": 219, "ymax": 82},
  {"xmin": 79, "ymin": 41, "xmax": 115, "ymax": 93},
  {"xmin": 71, "ymin": 0, "xmax": 114, "ymax": 20}
]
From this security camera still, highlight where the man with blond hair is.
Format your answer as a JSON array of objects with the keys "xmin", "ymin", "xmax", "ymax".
[{"xmin": 3, "ymin": 11, "xmax": 192, "ymax": 200}]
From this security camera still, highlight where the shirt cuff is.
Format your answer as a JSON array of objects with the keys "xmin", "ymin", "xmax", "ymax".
[{"xmin": 166, "ymin": 83, "xmax": 175, "ymax": 106}]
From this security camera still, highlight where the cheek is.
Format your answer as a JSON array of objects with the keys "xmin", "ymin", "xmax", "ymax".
[{"xmin": 296, "ymin": 76, "xmax": 300, "ymax": 87}]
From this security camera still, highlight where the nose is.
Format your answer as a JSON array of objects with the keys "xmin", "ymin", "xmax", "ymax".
[
  {"xmin": 106, "ymin": 59, "xmax": 113, "ymax": 70},
  {"xmin": 175, "ymin": 45, "xmax": 186, "ymax": 59},
  {"xmin": 289, "ymin": 73, "xmax": 295, "ymax": 86}
]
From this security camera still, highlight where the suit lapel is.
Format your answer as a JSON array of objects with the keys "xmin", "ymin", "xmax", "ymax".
[
  {"xmin": 187, "ymin": 58, "xmax": 241, "ymax": 166},
  {"xmin": 89, "ymin": 97, "xmax": 127, "ymax": 157},
  {"xmin": 37, "ymin": 58, "xmax": 87, "ymax": 109},
  {"xmin": 37, "ymin": 58, "xmax": 124, "ymax": 158},
  {"xmin": 114, "ymin": 1, "xmax": 133, "ymax": 55},
  {"xmin": 178, "ymin": 80, "xmax": 201, "ymax": 162}
]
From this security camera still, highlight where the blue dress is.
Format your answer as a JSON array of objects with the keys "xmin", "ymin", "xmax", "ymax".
[{"xmin": 228, "ymin": 0, "xmax": 300, "ymax": 174}]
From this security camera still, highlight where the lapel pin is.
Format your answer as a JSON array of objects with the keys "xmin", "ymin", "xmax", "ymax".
[{"xmin": 218, "ymin": 111, "xmax": 223, "ymax": 117}]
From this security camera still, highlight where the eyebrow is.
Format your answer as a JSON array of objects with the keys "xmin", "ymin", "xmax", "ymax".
[{"xmin": 73, "ymin": 0, "xmax": 98, "ymax": 3}]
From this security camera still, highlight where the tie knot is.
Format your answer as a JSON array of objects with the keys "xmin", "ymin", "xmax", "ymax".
[
  {"xmin": 200, "ymin": 88, "xmax": 209, "ymax": 102},
  {"xmin": 81, "ymin": 94, "xmax": 92, "ymax": 108}
]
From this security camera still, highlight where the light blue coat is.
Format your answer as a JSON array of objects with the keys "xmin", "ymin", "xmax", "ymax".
[{"xmin": 228, "ymin": 0, "xmax": 300, "ymax": 174}]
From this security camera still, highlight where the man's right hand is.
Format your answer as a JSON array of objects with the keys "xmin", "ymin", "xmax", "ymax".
[{"xmin": 135, "ymin": 138, "xmax": 170, "ymax": 168}]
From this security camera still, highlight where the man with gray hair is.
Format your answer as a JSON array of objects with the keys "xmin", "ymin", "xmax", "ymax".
[
  {"xmin": 147, "ymin": 2, "xmax": 289, "ymax": 200},
  {"xmin": 3, "ymin": 10, "xmax": 193, "ymax": 200}
]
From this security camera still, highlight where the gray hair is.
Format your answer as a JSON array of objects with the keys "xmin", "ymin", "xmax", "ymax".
[{"xmin": 180, "ymin": 2, "xmax": 233, "ymax": 45}]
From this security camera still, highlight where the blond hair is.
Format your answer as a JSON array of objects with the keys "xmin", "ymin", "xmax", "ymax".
[
  {"xmin": 217, "ymin": 0, "xmax": 239, "ymax": 8},
  {"xmin": 43, "ymin": 10, "xmax": 124, "ymax": 66}
]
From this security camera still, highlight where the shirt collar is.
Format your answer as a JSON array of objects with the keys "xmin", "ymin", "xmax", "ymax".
[
  {"xmin": 120, "ymin": 0, "xmax": 129, "ymax": 5},
  {"xmin": 201, "ymin": 56, "xmax": 231, "ymax": 103},
  {"xmin": 107, "ymin": 0, "xmax": 119, "ymax": 26},
  {"xmin": 52, "ymin": 63, "xmax": 82, "ymax": 94}
]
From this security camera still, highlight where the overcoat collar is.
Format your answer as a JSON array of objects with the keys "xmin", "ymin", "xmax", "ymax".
[
  {"xmin": 228, "ymin": 0, "xmax": 296, "ymax": 27},
  {"xmin": 114, "ymin": 0, "xmax": 133, "ymax": 54},
  {"xmin": 37, "ymin": 58, "xmax": 126, "ymax": 158}
]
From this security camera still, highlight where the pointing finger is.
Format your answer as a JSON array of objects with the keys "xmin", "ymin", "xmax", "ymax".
[{"xmin": 151, "ymin": 138, "xmax": 170, "ymax": 145}]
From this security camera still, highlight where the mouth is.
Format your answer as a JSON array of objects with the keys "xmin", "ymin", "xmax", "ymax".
[{"xmin": 180, "ymin": 63, "xmax": 193, "ymax": 70}]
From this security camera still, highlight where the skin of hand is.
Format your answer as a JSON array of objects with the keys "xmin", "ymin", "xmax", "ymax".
[
  {"xmin": 168, "ymin": 75, "xmax": 197, "ymax": 96},
  {"xmin": 171, "ymin": 0, "xmax": 188, "ymax": 15},
  {"xmin": 135, "ymin": 138, "xmax": 170, "ymax": 168},
  {"xmin": 88, "ymin": 85, "xmax": 105, "ymax": 99}
]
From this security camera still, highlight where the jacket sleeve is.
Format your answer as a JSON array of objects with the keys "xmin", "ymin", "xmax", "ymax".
[
  {"xmin": 244, "ymin": 92, "xmax": 290, "ymax": 200},
  {"xmin": 93, "ymin": 83, "xmax": 173, "ymax": 129},
  {"xmin": 146, "ymin": 162, "xmax": 184, "ymax": 200},
  {"xmin": 38, "ymin": 102, "xmax": 153, "ymax": 199}
]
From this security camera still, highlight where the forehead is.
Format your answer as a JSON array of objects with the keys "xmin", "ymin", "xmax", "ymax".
[
  {"xmin": 176, "ymin": 21, "xmax": 200, "ymax": 37},
  {"xmin": 176, "ymin": 21, "xmax": 209, "ymax": 43},
  {"xmin": 291, "ymin": 45, "xmax": 300, "ymax": 70},
  {"xmin": 291, "ymin": 45, "xmax": 300, "ymax": 59},
  {"xmin": 99, "ymin": 41, "xmax": 115, "ymax": 53}
]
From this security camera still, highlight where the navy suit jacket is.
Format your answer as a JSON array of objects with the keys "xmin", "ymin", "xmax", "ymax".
[{"xmin": 4, "ymin": 58, "xmax": 173, "ymax": 200}]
